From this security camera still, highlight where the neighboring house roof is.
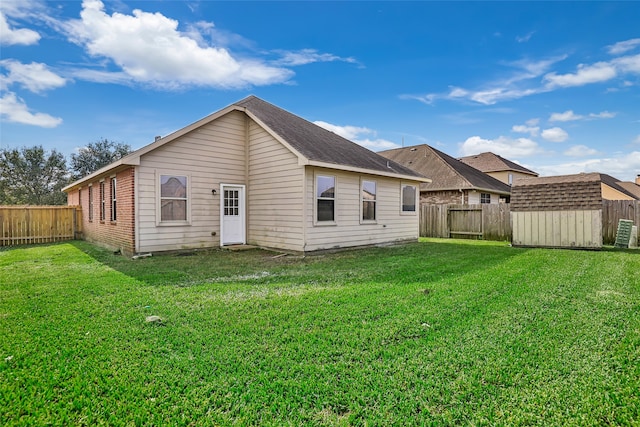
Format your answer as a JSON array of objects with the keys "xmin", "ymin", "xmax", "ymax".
[
  {"xmin": 511, "ymin": 172, "xmax": 639, "ymax": 212},
  {"xmin": 378, "ymin": 144, "xmax": 512, "ymax": 195},
  {"xmin": 64, "ymin": 96, "xmax": 428, "ymax": 191},
  {"xmin": 459, "ymin": 152, "xmax": 538, "ymax": 176},
  {"xmin": 599, "ymin": 173, "xmax": 640, "ymax": 200},
  {"xmin": 616, "ymin": 181, "xmax": 640, "ymax": 199}
]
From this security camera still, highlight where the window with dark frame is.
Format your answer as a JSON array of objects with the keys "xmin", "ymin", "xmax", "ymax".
[
  {"xmin": 362, "ymin": 180, "xmax": 376, "ymax": 221},
  {"xmin": 88, "ymin": 186, "xmax": 94, "ymax": 222},
  {"xmin": 160, "ymin": 175, "xmax": 187, "ymax": 221},
  {"xmin": 316, "ymin": 175, "xmax": 335, "ymax": 222},
  {"xmin": 110, "ymin": 178, "xmax": 117, "ymax": 222},
  {"xmin": 481, "ymin": 193, "xmax": 491, "ymax": 204},
  {"xmin": 401, "ymin": 184, "xmax": 417, "ymax": 212},
  {"xmin": 100, "ymin": 181, "xmax": 106, "ymax": 221}
]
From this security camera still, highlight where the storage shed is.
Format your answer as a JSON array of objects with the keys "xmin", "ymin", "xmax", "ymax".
[{"xmin": 511, "ymin": 173, "xmax": 604, "ymax": 249}]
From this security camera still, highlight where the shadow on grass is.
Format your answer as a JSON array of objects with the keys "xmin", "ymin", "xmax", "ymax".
[{"xmin": 67, "ymin": 238, "xmax": 529, "ymax": 288}]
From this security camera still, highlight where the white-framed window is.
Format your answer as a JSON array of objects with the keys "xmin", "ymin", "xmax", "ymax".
[
  {"xmin": 315, "ymin": 174, "xmax": 336, "ymax": 223},
  {"xmin": 159, "ymin": 174, "xmax": 188, "ymax": 222},
  {"xmin": 88, "ymin": 185, "xmax": 94, "ymax": 222},
  {"xmin": 481, "ymin": 193, "xmax": 491, "ymax": 204},
  {"xmin": 99, "ymin": 181, "xmax": 106, "ymax": 221},
  {"xmin": 110, "ymin": 177, "xmax": 117, "ymax": 222},
  {"xmin": 361, "ymin": 179, "xmax": 377, "ymax": 222},
  {"xmin": 508, "ymin": 173, "xmax": 513, "ymax": 186},
  {"xmin": 401, "ymin": 183, "xmax": 417, "ymax": 213}
]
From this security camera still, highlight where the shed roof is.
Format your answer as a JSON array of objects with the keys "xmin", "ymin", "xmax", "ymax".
[
  {"xmin": 379, "ymin": 144, "xmax": 512, "ymax": 195},
  {"xmin": 459, "ymin": 152, "xmax": 538, "ymax": 176},
  {"xmin": 511, "ymin": 172, "xmax": 605, "ymax": 211}
]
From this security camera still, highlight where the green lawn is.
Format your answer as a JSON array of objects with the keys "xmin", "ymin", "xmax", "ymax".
[{"xmin": 1, "ymin": 239, "xmax": 639, "ymax": 426}]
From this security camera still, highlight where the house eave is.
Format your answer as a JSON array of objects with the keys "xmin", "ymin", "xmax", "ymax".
[
  {"xmin": 62, "ymin": 160, "xmax": 139, "ymax": 192},
  {"xmin": 307, "ymin": 160, "xmax": 431, "ymax": 182}
]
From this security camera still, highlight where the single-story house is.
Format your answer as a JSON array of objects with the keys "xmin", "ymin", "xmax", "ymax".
[
  {"xmin": 63, "ymin": 96, "xmax": 429, "ymax": 255},
  {"xmin": 511, "ymin": 172, "xmax": 639, "ymax": 249},
  {"xmin": 379, "ymin": 144, "xmax": 512, "ymax": 204},
  {"xmin": 459, "ymin": 151, "xmax": 538, "ymax": 186}
]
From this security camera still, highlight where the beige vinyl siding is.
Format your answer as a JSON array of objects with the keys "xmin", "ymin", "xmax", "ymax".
[
  {"xmin": 304, "ymin": 167, "xmax": 420, "ymax": 251},
  {"xmin": 488, "ymin": 170, "xmax": 536, "ymax": 185},
  {"xmin": 137, "ymin": 111, "xmax": 247, "ymax": 253},
  {"xmin": 601, "ymin": 183, "xmax": 635, "ymax": 201},
  {"xmin": 512, "ymin": 210, "xmax": 602, "ymax": 248},
  {"xmin": 467, "ymin": 190, "xmax": 500, "ymax": 204},
  {"xmin": 247, "ymin": 119, "xmax": 305, "ymax": 252}
]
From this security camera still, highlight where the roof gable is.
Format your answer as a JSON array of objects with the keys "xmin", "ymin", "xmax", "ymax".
[
  {"xmin": 234, "ymin": 96, "xmax": 423, "ymax": 178},
  {"xmin": 64, "ymin": 96, "xmax": 427, "ymax": 191},
  {"xmin": 379, "ymin": 144, "xmax": 512, "ymax": 194},
  {"xmin": 459, "ymin": 152, "xmax": 538, "ymax": 176}
]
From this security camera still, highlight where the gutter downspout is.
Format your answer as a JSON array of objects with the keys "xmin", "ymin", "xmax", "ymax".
[{"xmin": 459, "ymin": 189, "xmax": 464, "ymax": 204}]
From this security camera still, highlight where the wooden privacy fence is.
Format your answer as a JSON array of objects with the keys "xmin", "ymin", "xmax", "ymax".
[
  {"xmin": 602, "ymin": 200, "xmax": 639, "ymax": 245},
  {"xmin": 0, "ymin": 206, "xmax": 82, "ymax": 246},
  {"xmin": 421, "ymin": 200, "xmax": 639, "ymax": 244},
  {"xmin": 420, "ymin": 204, "xmax": 511, "ymax": 241}
]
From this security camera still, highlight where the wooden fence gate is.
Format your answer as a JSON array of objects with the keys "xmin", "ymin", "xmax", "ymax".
[
  {"xmin": 0, "ymin": 206, "xmax": 82, "ymax": 247},
  {"xmin": 420, "ymin": 204, "xmax": 512, "ymax": 241}
]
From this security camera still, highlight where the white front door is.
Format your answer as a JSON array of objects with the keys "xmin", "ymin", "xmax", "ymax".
[{"xmin": 220, "ymin": 184, "xmax": 246, "ymax": 245}]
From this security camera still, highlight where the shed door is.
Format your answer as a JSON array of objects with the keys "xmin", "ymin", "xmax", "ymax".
[{"xmin": 221, "ymin": 184, "xmax": 245, "ymax": 246}]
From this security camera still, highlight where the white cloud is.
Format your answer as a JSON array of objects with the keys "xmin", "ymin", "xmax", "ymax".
[
  {"xmin": 459, "ymin": 135, "xmax": 541, "ymax": 158},
  {"xmin": 405, "ymin": 55, "xmax": 565, "ymax": 106},
  {"xmin": 549, "ymin": 110, "xmax": 583, "ymax": 122},
  {"xmin": 516, "ymin": 31, "xmax": 535, "ymax": 43},
  {"xmin": 633, "ymin": 135, "xmax": 640, "ymax": 145},
  {"xmin": 313, "ymin": 121, "xmax": 401, "ymax": 151},
  {"xmin": 549, "ymin": 109, "xmax": 617, "ymax": 122},
  {"xmin": 607, "ymin": 38, "xmax": 640, "ymax": 55},
  {"xmin": 563, "ymin": 145, "xmax": 599, "ymax": 157},
  {"xmin": 512, "ymin": 124, "xmax": 540, "ymax": 137},
  {"xmin": 313, "ymin": 120, "xmax": 400, "ymax": 151},
  {"xmin": 536, "ymin": 152, "xmax": 640, "ymax": 181},
  {"xmin": 544, "ymin": 61, "xmax": 618, "ymax": 88},
  {"xmin": 1, "ymin": 60, "xmax": 67, "ymax": 93},
  {"xmin": 274, "ymin": 49, "xmax": 357, "ymax": 66},
  {"xmin": 0, "ymin": 11, "xmax": 40, "ymax": 45},
  {"xmin": 541, "ymin": 127, "xmax": 569, "ymax": 142},
  {"xmin": 0, "ymin": 91, "xmax": 63, "ymax": 127},
  {"xmin": 525, "ymin": 118, "xmax": 540, "ymax": 126},
  {"xmin": 589, "ymin": 111, "xmax": 616, "ymax": 119},
  {"xmin": 61, "ymin": 0, "xmax": 293, "ymax": 89},
  {"xmin": 613, "ymin": 54, "xmax": 640, "ymax": 73}
]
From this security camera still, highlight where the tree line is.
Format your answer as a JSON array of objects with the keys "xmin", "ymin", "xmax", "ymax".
[{"xmin": 0, "ymin": 139, "xmax": 131, "ymax": 205}]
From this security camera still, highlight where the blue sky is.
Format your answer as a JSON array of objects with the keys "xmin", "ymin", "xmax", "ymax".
[{"xmin": 1, "ymin": 0, "xmax": 639, "ymax": 181}]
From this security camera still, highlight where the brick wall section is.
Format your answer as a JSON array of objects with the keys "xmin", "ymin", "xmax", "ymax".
[
  {"xmin": 67, "ymin": 167, "xmax": 136, "ymax": 255},
  {"xmin": 421, "ymin": 190, "xmax": 464, "ymax": 204}
]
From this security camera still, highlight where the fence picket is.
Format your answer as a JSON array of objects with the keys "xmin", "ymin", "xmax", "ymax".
[
  {"xmin": 0, "ymin": 206, "xmax": 81, "ymax": 247},
  {"xmin": 420, "ymin": 201, "xmax": 639, "ymax": 244}
]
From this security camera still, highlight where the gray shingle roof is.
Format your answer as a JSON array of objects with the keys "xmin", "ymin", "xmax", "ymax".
[
  {"xmin": 378, "ymin": 144, "xmax": 512, "ymax": 194},
  {"xmin": 510, "ymin": 172, "xmax": 640, "ymax": 211},
  {"xmin": 459, "ymin": 152, "xmax": 538, "ymax": 176},
  {"xmin": 234, "ymin": 96, "xmax": 424, "ymax": 179}
]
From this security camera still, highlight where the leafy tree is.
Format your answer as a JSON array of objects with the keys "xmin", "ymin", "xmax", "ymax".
[
  {"xmin": 70, "ymin": 138, "xmax": 132, "ymax": 180},
  {"xmin": 0, "ymin": 145, "xmax": 69, "ymax": 205}
]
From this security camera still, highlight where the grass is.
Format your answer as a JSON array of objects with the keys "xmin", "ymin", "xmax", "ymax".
[{"xmin": 1, "ymin": 239, "xmax": 639, "ymax": 426}]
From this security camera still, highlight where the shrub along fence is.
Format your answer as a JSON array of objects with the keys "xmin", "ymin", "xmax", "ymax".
[
  {"xmin": 0, "ymin": 206, "xmax": 82, "ymax": 247},
  {"xmin": 421, "ymin": 200, "xmax": 639, "ymax": 244}
]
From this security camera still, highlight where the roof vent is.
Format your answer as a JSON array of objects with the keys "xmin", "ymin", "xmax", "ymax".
[
  {"xmin": 410, "ymin": 148, "xmax": 417, "ymax": 151},
  {"xmin": 155, "ymin": 136, "xmax": 161, "ymax": 141}
]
